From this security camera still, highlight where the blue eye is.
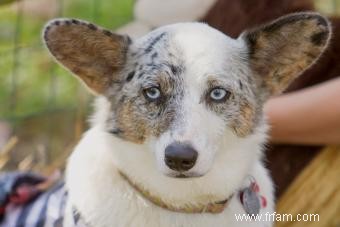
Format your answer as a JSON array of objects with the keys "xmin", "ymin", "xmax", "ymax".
[
  {"xmin": 209, "ymin": 88, "xmax": 230, "ymax": 102},
  {"xmin": 144, "ymin": 87, "xmax": 161, "ymax": 101}
]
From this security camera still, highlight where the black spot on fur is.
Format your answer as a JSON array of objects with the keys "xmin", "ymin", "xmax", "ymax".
[
  {"xmin": 151, "ymin": 52, "xmax": 158, "ymax": 59},
  {"xmin": 65, "ymin": 20, "xmax": 71, "ymax": 26},
  {"xmin": 151, "ymin": 65, "xmax": 161, "ymax": 72},
  {"xmin": 244, "ymin": 33, "xmax": 258, "ymax": 56},
  {"xmin": 45, "ymin": 26, "xmax": 50, "ymax": 32},
  {"xmin": 126, "ymin": 71, "xmax": 135, "ymax": 82},
  {"xmin": 239, "ymin": 80, "xmax": 243, "ymax": 89},
  {"xmin": 103, "ymin": 29, "xmax": 112, "ymax": 36},
  {"xmin": 72, "ymin": 207, "xmax": 81, "ymax": 223},
  {"xmin": 169, "ymin": 64, "xmax": 181, "ymax": 75},
  {"xmin": 87, "ymin": 23, "xmax": 97, "ymax": 30},
  {"xmin": 118, "ymin": 95, "xmax": 126, "ymax": 105},
  {"xmin": 71, "ymin": 19, "xmax": 79, "ymax": 24},
  {"xmin": 146, "ymin": 63, "xmax": 156, "ymax": 67},
  {"xmin": 315, "ymin": 15, "xmax": 329, "ymax": 27},
  {"xmin": 311, "ymin": 31, "xmax": 328, "ymax": 46},
  {"xmin": 145, "ymin": 32, "xmax": 166, "ymax": 53},
  {"xmin": 109, "ymin": 128, "xmax": 124, "ymax": 135},
  {"xmin": 137, "ymin": 72, "xmax": 145, "ymax": 78},
  {"xmin": 126, "ymin": 36, "xmax": 132, "ymax": 45},
  {"xmin": 54, "ymin": 20, "xmax": 60, "ymax": 26}
]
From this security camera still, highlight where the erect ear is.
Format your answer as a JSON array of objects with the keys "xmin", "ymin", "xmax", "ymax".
[
  {"xmin": 43, "ymin": 19, "xmax": 131, "ymax": 95},
  {"xmin": 241, "ymin": 12, "xmax": 331, "ymax": 97}
]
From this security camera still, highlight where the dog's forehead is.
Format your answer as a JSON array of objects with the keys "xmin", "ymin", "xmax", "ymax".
[
  {"xmin": 133, "ymin": 23, "xmax": 245, "ymax": 79},
  {"xmin": 170, "ymin": 23, "xmax": 241, "ymax": 60}
]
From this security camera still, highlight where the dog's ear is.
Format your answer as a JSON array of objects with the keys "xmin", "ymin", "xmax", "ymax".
[
  {"xmin": 241, "ymin": 12, "xmax": 331, "ymax": 97},
  {"xmin": 43, "ymin": 19, "xmax": 131, "ymax": 95}
]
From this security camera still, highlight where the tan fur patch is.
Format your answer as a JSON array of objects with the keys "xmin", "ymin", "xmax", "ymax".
[
  {"xmin": 244, "ymin": 12, "xmax": 331, "ymax": 96},
  {"xmin": 112, "ymin": 79, "xmax": 178, "ymax": 143},
  {"xmin": 114, "ymin": 101, "xmax": 149, "ymax": 144},
  {"xmin": 113, "ymin": 98, "xmax": 175, "ymax": 143},
  {"xmin": 230, "ymin": 101, "xmax": 257, "ymax": 137},
  {"xmin": 43, "ymin": 19, "xmax": 130, "ymax": 94}
]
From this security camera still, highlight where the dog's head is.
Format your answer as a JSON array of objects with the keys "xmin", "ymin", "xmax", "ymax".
[{"xmin": 43, "ymin": 13, "xmax": 330, "ymax": 201}]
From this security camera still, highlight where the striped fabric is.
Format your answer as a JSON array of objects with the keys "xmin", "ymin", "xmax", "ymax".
[
  {"xmin": 0, "ymin": 172, "xmax": 88, "ymax": 227},
  {"xmin": 0, "ymin": 182, "xmax": 67, "ymax": 227}
]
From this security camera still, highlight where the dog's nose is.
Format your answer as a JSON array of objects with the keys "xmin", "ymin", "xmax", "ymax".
[{"xmin": 164, "ymin": 143, "xmax": 198, "ymax": 171}]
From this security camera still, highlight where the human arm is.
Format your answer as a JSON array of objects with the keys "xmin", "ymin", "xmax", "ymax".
[{"xmin": 264, "ymin": 77, "xmax": 340, "ymax": 145}]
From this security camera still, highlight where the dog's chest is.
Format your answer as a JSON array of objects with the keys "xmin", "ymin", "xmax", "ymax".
[
  {"xmin": 66, "ymin": 174, "xmax": 273, "ymax": 227},
  {"xmin": 67, "ymin": 190, "xmax": 270, "ymax": 227}
]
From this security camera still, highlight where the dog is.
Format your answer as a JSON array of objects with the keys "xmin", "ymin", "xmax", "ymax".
[{"xmin": 37, "ymin": 12, "xmax": 331, "ymax": 227}]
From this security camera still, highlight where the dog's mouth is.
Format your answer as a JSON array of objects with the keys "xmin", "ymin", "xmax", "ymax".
[
  {"xmin": 165, "ymin": 172, "xmax": 204, "ymax": 179},
  {"xmin": 176, "ymin": 173, "xmax": 189, "ymax": 178}
]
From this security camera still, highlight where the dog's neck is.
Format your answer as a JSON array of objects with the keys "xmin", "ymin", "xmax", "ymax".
[
  {"xmin": 71, "ymin": 169, "xmax": 266, "ymax": 227},
  {"xmin": 118, "ymin": 171, "xmax": 232, "ymax": 213}
]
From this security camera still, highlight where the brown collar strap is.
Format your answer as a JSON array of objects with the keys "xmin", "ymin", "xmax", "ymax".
[{"xmin": 119, "ymin": 172, "xmax": 232, "ymax": 214}]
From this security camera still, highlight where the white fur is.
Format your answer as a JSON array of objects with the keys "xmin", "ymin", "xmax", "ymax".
[
  {"xmin": 151, "ymin": 23, "xmax": 253, "ymax": 177},
  {"xmin": 64, "ymin": 126, "xmax": 274, "ymax": 227},
  {"xmin": 64, "ymin": 23, "xmax": 274, "ymax": 227}
]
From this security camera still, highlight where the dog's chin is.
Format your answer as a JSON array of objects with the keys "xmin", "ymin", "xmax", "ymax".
[{"xmin": 164, "ymin": 172, "xmax": 204, "ymax": 179}]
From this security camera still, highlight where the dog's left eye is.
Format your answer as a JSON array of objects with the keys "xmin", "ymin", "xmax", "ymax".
[
  {"xmin": 143, "ymin": 87, "xmax": 161, "ymax": 101},
  {"xmin": 209, "ymin": 88, "xmax": 230, "ymax": 102}
]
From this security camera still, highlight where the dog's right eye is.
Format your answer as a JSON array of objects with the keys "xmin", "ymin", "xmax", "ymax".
[
  {"xmin": 208, "ymin": 87, "xmax": 231, "ymax": 103},
  {"xmin": 143, "ymin": 87, "xmax": 162, "ymax": 101}
]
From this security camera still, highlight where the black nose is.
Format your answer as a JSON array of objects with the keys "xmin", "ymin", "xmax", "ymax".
[{"xmin": 164, "ymin": 143, "xmax": 198, "ymax": 172}]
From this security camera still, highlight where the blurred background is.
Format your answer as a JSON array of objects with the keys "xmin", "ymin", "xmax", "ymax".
[
  {"xmin": 0, "ymin": 0, "xmax": 339, "ymax": 226},
  {"xmin": 0, "ymin": 0, "xmax": 134, "ymax": 172}
]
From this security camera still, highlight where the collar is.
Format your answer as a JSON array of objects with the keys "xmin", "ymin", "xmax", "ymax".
[
  {"xmin": 72, "ymin": 174, "xmax": 267, "ymax": 225},
  {"xmin": 119, "ymin": 171, "xmax": 231, "ymax": 214}
]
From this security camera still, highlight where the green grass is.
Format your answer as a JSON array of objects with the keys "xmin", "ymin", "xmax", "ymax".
[{"xmin": 0, "ymin": 0, "xmax": 134, "ymax": 120}]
